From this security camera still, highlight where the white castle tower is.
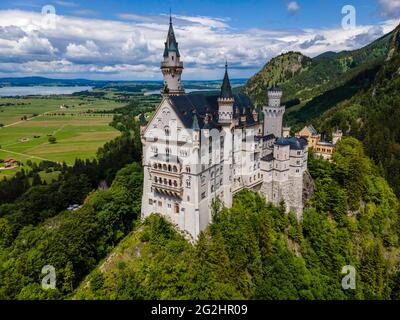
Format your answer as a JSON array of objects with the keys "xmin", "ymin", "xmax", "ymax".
[
  {"xmin": 218, "ymin": 62, "xmax": 234, "ymax": 125},
  {"xmin": 161, "ymin": 16, "xmax": 184, "ymax": 96},
  {"xmin": 263, "ymin": 86, "xmax": 285, "ymax": 137}
]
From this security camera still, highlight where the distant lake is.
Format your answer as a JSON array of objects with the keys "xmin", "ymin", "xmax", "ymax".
[
  {"xmin": 144, "ymin": 88, "xmax": 217, "ymax": 96},
  {"xmin": 0, "ymin": 86, "xmax": 93, "ymax": 97}
]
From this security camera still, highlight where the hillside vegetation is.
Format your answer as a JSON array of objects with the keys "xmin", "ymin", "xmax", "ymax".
[
  {"xmin": 317, "ymin": 24, "xmax": 400, "ymax": 197},
  {"xmin": 244, "ymin": 32, "xmax": 392, "ymax": 108},
  {"xmin": 74, "ymin": 138, "xmax": 400, "ymax": 300}
]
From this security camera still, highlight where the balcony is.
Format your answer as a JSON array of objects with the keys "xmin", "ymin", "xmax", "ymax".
[
  {"xmin": 161, "ymin": 61, "xmax": 183, "ymax": 69},
  {"xmin": 152, "ymin": 180, "xmax": 183, "ymax": 198}
]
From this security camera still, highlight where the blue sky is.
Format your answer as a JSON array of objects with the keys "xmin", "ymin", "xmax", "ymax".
[{"xmin": 0, "ymin": 0, "xmax": 398, "ymax": 80}]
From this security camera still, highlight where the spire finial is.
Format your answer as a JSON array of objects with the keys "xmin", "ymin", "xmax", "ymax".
[{"xmin": 169, "ymin": 7, "xmax": 172, "ymax": 24}]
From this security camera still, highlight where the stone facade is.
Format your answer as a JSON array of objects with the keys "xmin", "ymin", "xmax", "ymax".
[{"xmin": 140, "ymin": 18, "xmax": 308, "ymax": 240}]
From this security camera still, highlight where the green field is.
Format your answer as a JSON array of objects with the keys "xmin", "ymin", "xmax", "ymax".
[{"xmin": 0, "ymin": 95, "xmax": 124, "ymax": 168}]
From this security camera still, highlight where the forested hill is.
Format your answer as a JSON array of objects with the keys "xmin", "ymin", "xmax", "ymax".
[
  {"xmin": 244, "ymin": 30, "xmax": 392, "ymax": 106},
  {"xmin": 317, "ymin": 24, "xmax": 400, "ymax": 196},
  {"xmin": 74, "ymin": 138, "xmax": 400, "ymax": 300}
]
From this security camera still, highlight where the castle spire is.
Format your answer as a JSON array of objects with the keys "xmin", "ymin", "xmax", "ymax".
[
  {"xmin": 164, "ymin": 13, "xmax": 180, "ymax": 58},
  {"xmin": 220, "ymin": 61, "xmax": 233, "ymax": 99},
  {"xmin": 161, "ymin": 12, "xmax": 184, "ymax": 96}
]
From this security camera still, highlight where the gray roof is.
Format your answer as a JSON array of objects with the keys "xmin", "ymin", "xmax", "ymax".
[
  {"xmin": 275, "ymin": 137, "xmax": 308, "ymax": 150},
  {"xmin": 317, "ymin": 141, "xmax": 335, "ymax": 147},
  {"xmin": 168, "ymin": 93, "xmax": 256, "ymax": 130},
  {"xmin": 220, "ymin": 63, "xmax": 233, "ymax": 99},
  {"xmin": 261, "ymin": 153, "xmax": 274, "ymax": 162},
  {"xmin": 307, "ymin": 125, "xmax": 318, "ymax": 135},
  {"xmin": 164, "ymin": 18, "xmax": 180, "ymax": 58}
]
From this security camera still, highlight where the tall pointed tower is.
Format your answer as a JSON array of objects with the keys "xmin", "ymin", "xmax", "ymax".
[
  {"xmin": 218, "ymin": 63, "xmax": 234, "ymax": 209},
  {"xmin": 161, "ymin": 15, "xmax": 184, "ymax": 96},
  {"xmin": 218, "ymin": 62, "xmax": 234, "ymax": 125}
]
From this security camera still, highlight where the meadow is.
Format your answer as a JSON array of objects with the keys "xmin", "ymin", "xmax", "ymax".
[{"xmin": 0, "ymin": 94, "xmax": 125, "ymax": 179}]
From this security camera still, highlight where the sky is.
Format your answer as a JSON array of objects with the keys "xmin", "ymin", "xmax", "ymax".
[{"xmin": 0, "ymin": 0, "xmax": 398, "ymax": 80}]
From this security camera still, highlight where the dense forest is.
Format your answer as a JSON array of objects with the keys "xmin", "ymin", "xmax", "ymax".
[
  {"xmin": 0, "ymin": 113, "xmax": 143, "ymax": 299},
  {"xmin": 316, "ymin": 25, "xmax": 400, "ymax": 197},
  {"xmin": 72, "ymin": 137, "xmax": 400, "ymax": 300}
]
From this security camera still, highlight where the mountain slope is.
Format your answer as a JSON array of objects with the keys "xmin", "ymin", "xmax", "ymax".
[
  {"xmin": 317, "ymin": 24, "xmax": 400, "ymax": 196},
  {"xmin": 74, "ymin": 137, "xmax": 400, "ymax": 300},
  {"xmin": 244, "ymin": 31, "xmax": 392, "ymax": 106}
]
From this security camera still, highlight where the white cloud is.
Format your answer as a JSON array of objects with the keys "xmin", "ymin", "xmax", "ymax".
[
  {"xmin": 287, "ymin": 1, "xmax": 300, "ymax": 13},
  {"xmin": 66, "ymin": 40, "xmax": 100, "ymax": 59},
  {"xmin": 0, "ymin": 9, "xmax": 397, "ymax": 80},
  {"xmin": 378, "ymin": 0, "xmax": 400, "ymax": 18}
]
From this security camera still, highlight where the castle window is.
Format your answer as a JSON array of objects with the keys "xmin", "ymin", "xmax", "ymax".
[
  {"xmin": 163, "ymin": 164, "xmax": 167, "ymax": 170},
  {"xmin": 175, "ymin": 204, "xmax": 179, "ymax": 214},
  {"xmin": 186, "ymin": 166, "xmax": 190, "ymax": 173},
  {"xmin": 149, "ymin": 199, "xmax": 153, "ymax": 205},
  {"xmin": 164, "ymin": 126, "xmax": 170, "ymax": 136},
  {"xmin": 168, "ymin": 203, "xmax": 171, "ymax": 208},
  {"xmin": 201, "ymin": 192, "xmax": 206, "ymax": 199},
  {"xmin": 168, "ymin": 164, "xmax": 172, "ymax": 172},
  {"xmin": 169, "ymin": 179, "xmax": 172, "ymax": 186},
  {"xmin": 173, "ymin": 180, "xmax": 178, "ymax": 187},
  {"xmin": 158, "ymin": 201, "xmax": 162, "ymax": 207},
  {"xmin": 187, "ymin": 196, "xmax": 190, "ymax": 201},
  {"xmin": 186, "ymin": 180, "xmax": 191, "ymax": 188}
]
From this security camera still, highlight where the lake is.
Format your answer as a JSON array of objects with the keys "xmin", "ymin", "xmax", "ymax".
[{"xmin": 0, "ymin": 86, "xmax": 93, "ymax": 97}]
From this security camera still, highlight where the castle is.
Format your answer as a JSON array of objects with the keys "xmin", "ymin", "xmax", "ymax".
[
  {"xmin": 140, "ymin": 17, "xmax": 308, "ymax": 240},
  {"xmin": 296, "ymin": 125, "xmax": 342, "ymax": 160}
]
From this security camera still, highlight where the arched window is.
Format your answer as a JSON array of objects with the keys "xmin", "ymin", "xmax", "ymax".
[
  {"xmin": 163, "ymin": 164, "xmax": 167, "ymax": 171},
  {"xmin": 164, "ymin": 126, "xmax": 170, "ymax": 136},
  {"xmin": 173, "ymin": 180, "xmax": 178, "ymax": 187},
  {"xmin": 173, "ymin": 166, "xmax": 178, "ymax": 173},
  {"xmin": 169, "ymin": 179, "xmax": 172, "ymax": 186},
  {"xmin": 168, "ymin": 164, "xmax": 171, "ymax": 172}
]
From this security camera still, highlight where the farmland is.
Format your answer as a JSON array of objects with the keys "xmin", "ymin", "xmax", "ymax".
[{"xmin": 0, "ymin": 94, "xmax": 125, "ymax": 179}]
